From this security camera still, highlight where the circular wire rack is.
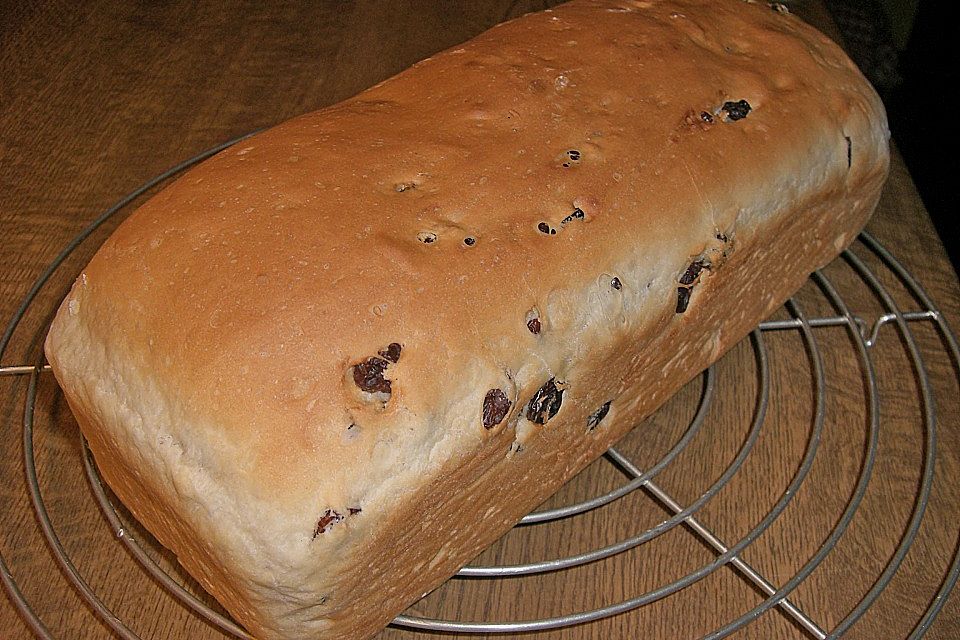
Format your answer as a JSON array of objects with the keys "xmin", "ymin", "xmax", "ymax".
[{"xmin": 2, "ymin": 134, "xmax": 959, "ymax": 639}]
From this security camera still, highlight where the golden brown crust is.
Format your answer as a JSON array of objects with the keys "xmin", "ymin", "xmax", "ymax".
[{"xmin": 45, "ymin": 0, "xmax": 889, "ymax": 638}]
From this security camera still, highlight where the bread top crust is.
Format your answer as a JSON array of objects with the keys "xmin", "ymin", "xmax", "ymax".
[{"xmin": 48, "ymin": 0, "xmax": 888, "ymax": 549}]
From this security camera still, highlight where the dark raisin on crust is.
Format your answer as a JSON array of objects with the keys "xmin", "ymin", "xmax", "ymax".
[
  {"xmin": 526, "ymin": 378, "xmax": 565, "ymax": 424},
  {"xmin": 348, "ymin": 507, "xmax": 362, "ymax": 515},
  {"xmin": 587, "ymin": 401, "xmax": 612, "ymax": 430},
  {"xmin": 527, "ymin": 317, "xmax": 542, "ymax": 334},
  {"xmin": 482, "ymin": 389, "xmax": 513, "ymax": 429},
  {"xmin": 353, "ymin": 357, "xmax": 391, "ymax": 393},
  {"xmin": 845, "ymin": 136, "xmax": 852, "ymax": 169},
  {"xmin": 676, "ymin": 286, "xmax": 692, "ymax": 313},
  {"xmin": 463, "ymin": 236, "xmax": 477, "ymax": 246},
  {"xmin": 715, "ymin": 231, "xmax": 728, "ymax": 242},
  {"xmin": 312, "ymin": 509, "xmax": 344, "ymax": 538},
  {"xmin": 417, "ymin": 231, "xmax": 437, "ymax": 244},
  {"xmin": 395, "ymin": 182, "xmax": 417, "ymax": 192},
  {"xmin": 561, "ymin": 207, "xmax": 585, "ymax": 225},
  {"xmin": 378, "ymin": 343, "xmax": 402, "ymax": 363},
  {"xmin": 676, "ymin": 259, "xmax": 707, "ymax": 313},
  {"xmin": 537, "ymin": 221, "xmax": 558, "ymax": 235},
  {"xmin": 611, "ymin": 277, "xmax": 622, "ymax": 290},
  {"xmin": 679, "ymin": 259, "xmax": 705, "ymax": 286},
  {"xmin": 353, "ymin": 343, "xmax": 401, "ymax": 393},
  {"xmin": 700, "ymin": 111, "xmax": 714, "ymax": 123},
  {"xmin": 721, "ymin": 99, "xmax": 752, "ymax": 121},
  {"xmin": 561, "ymin": 150, "xmax": 581, "ymax": 168}
]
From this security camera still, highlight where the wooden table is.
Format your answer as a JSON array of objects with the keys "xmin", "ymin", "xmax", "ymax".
[{"xmin": 2, "ymin": 1, "xmax": 958, "ymax": 638}]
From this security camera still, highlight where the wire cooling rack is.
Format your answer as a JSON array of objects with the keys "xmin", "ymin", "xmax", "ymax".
[{"xmin": 2, "ymin": 134, "xmax": 959, "ymax": 639}]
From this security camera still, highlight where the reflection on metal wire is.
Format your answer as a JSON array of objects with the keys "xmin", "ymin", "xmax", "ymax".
[{"xmin": 1, "ymin": 134, "xmax": 958, "ymax": 639}]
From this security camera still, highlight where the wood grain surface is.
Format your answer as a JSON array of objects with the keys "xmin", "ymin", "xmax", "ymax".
[{"xmin": 1, "ymin": 1, "xmax": 958, "ymax": 639}]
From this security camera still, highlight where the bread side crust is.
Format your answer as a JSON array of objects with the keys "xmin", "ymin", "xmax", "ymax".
[{"xmin": 46, "ymin": 316, "xmax": 282, "ymax": 633}]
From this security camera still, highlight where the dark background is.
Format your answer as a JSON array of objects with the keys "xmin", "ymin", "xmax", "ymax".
[
  {"xmin": 891, "ymin": 1, "xmax": 957, "ymax": 274},
  {"xmin": 827, "ymin": 0, "xmax": 958, "ymax": 274}
]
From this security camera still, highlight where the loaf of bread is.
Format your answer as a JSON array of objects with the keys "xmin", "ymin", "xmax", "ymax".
[{"xmin": 45, "ymin": 1, "xmax": 889, "ymax": 638}]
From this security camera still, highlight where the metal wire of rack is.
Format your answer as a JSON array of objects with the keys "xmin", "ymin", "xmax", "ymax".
[{"xmin": 2, "ymin": 135, "xmax": 959, "ymax": 639}]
